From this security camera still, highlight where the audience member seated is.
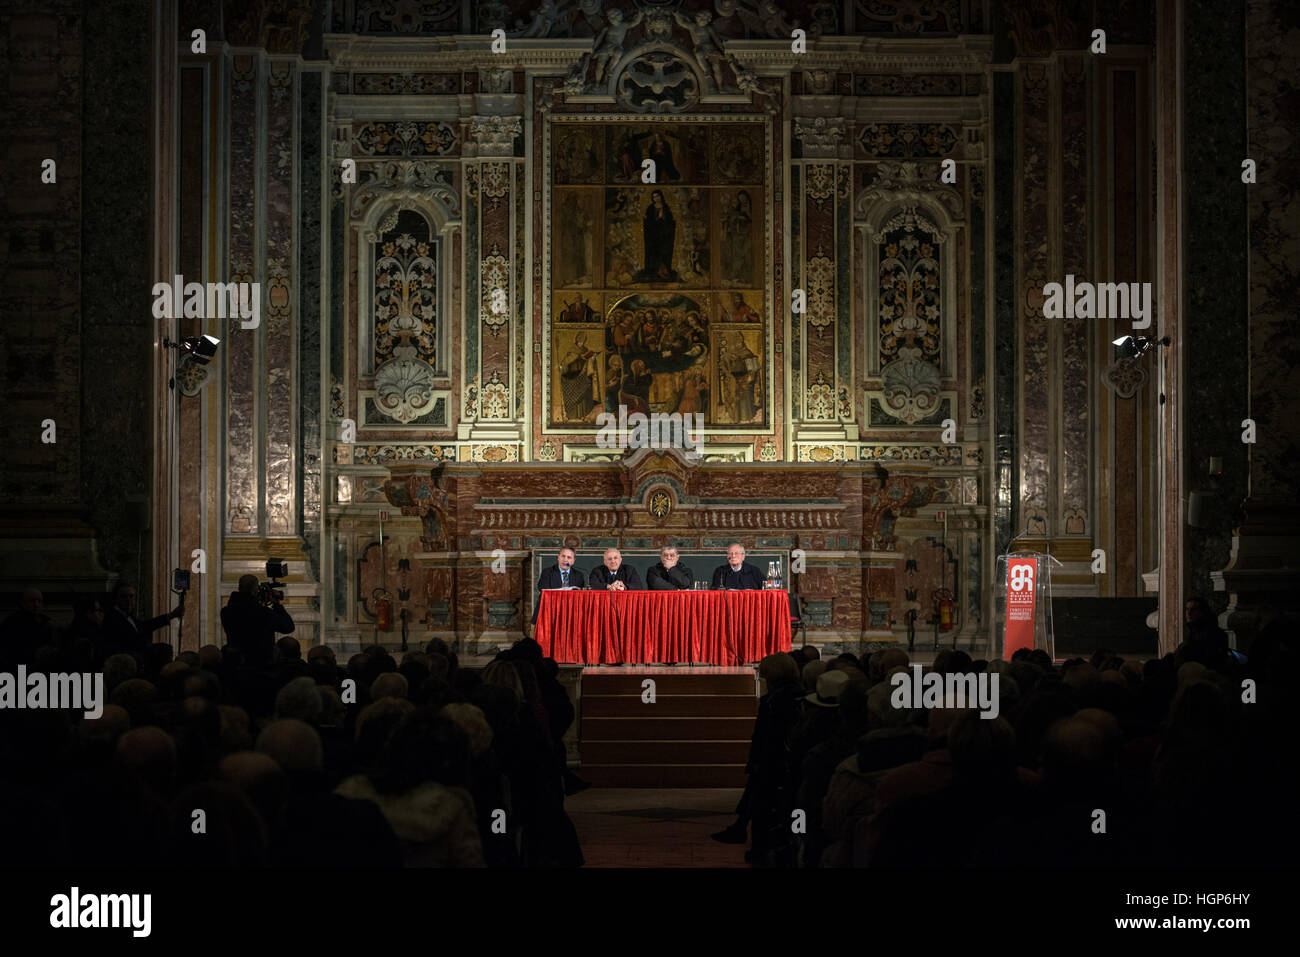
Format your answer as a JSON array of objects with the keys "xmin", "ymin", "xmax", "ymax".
[{"xmin": 334, "ymin": 708, "xmax": 485, "ymax": 867}]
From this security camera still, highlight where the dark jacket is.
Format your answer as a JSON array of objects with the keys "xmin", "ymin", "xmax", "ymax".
[
  {"xmin": 220, "ymin": 591, "xmax": 294, "ymax": 666},
  {"xmin": 0, "ymin": 609, "xmax": 55, "ymax": 669},
  {"xmin": 711, "ymin": 562, "xmax": 765, "ymax": 590},
  {"xmin": 1182, "ymin": 621, "xmax": 1230, "ymax": 669},
  {"xmin": 538, "ymin": 564, "xmax": 585, "ymax": 591},
  {"xmin": 532, "ymin": 564, "xmax": 586, "ymax": 625},
  {"xmin": 647, "ymin": 562, "xmax": 694, "ymax": 590},
  {"xmin": 588, "ymin": 564, "xmax": 644, "ymax": 590},
  {"xmin": 100, "ymin": 607, "xmax": 172, "ymax": 663}
]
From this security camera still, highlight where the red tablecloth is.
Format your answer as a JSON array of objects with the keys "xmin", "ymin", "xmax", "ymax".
[{"xmin": 533, "ymin": 589, "xmax": 793, "ymax": 665}]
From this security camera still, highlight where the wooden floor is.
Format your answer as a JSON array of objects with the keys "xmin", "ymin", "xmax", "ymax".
[{"xmin": 565, "ymin": 787, "xmax": 748, "ymax": 868}]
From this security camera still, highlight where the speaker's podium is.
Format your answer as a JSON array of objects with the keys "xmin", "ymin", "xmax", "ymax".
[{"xmin": 987, "ymin": 552, "xmax": 1058, "ymax": 662}]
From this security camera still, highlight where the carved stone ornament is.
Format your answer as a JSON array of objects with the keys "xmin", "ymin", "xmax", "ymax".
[
  {"xmin": 880, "ymin": 352, "xmax": 942, "ymax": 424},
  {"xmin": 374, "ymin": 357, "xmax": 436, "ymax": 423},
  {"xmin": 382, "ymin": 463, "xmax": 451, "ymax": 551},
  {"xmin": 553, "ymin": 3, "xmax": 770, "ymax": 105},
  {"xmin": 795, "ymin": 117, "xmax": 847, "ymax": 158},
  {"xmin": 175, "ymin": 356, "xmax": 208, "ymax": 397},
  {"xmin": 1102, "ymin": 357, "xmax": 1148, "ymax": 399},
  {"xmin": 860, "ymin": 161, "xmax": 965, "ymax": 222},
  {"xmin": 617, "ymin": 50, "xmax": 700, "ymax": 112},
  {"xmin": 350, "ymin": 161, "xmax": 459, "ymax": 221},
  {"xmin": 467, "ymin": 115, "xmax": 522, "ymax": 156},
  {"xmin": 480, "ymin": 67, "xmax": 513, "ymax": 93},
  {"xmin": 648, "ymin": 488, "xmax": 672, "ymax": 522}
]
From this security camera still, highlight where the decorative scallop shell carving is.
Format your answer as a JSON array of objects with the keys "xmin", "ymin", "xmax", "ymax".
[{"xmin": 374, "ymin": 355, "xmax": 436, "ymax": 423}]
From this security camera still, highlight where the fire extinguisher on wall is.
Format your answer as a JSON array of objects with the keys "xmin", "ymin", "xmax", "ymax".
[
  {"xmin": 373, "ymin": 588, "xmax": 394, "ymax": 632},
  {"xmin": 934, "ymin": 588, "xmax": 955, "ymax": 632}
]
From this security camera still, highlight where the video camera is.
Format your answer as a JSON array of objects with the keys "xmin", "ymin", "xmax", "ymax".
[{"xmin": 255, "ymin": 559, "xmax": 288, "ymax": 605}]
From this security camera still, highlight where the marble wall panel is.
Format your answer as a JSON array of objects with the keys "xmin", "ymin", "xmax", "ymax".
[
  {"xmin": 300, "ymin": 72, "xmax": 323, "ymax": 582},
  {"xmin": 265, "ymin": 60, "xmax": 296, "ymax": 535},
  {"xmin": 1245, "ymin": 0, "xmax": 1299, "ymax": 502},
  {"xmin": 225, "ymin": 55, "xmax": 259, "ymax": 533},
  {"xmin": 1017, "ymin": 62, "xmax": 1051, "ymax": 536},
  {"xmin": 80, "ymin": 0, "xmax": 152, "ymax": 592},
  {"xmin": 1059, "ymin": 55, "xmax": 1090, "ymax": 535}
]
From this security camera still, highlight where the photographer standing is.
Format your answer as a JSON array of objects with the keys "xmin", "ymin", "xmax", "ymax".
[
  {"xmin": 101, "ymin": 583, "xmax": 183, "ymax": 664},
  {"xmin": 221, "ymin": 574, "xmax": 295, "ymax": 666}
]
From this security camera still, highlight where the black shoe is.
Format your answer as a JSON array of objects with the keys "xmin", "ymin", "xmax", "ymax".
[{"xmin": 712, "ymin": 824, "xmax": 748, "ymax": 844}]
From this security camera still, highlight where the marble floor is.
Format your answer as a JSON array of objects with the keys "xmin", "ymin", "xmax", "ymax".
[{"xmin": 565, "ymin": 787, "xmax": 749, "ymax": 868}]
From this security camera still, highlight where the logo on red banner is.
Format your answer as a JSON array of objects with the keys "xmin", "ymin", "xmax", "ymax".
[{"xmin": 1005, "ymin": 557, "xmax": 1037, "ymax": 657}]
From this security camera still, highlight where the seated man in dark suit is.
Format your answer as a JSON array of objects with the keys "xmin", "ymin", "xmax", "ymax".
[
  {"xmin": 711, "ymin": 543, "xmax": 765, "ymax": 590},
  {"xmin": 532, "ymin": 546, "xmax": 586, "ymax": 625},
  {"xmin": 588, "ymin": 548, "xmax": 644, "ymax": 591},
  {"xmin": 647, "ymin": 545, "xmax": 693, "ymax": 590}
]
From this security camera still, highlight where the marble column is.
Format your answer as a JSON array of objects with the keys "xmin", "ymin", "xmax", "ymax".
[{"xmin": 1212, "ymin": 0, "xmax": 1300, "ymax": 645}]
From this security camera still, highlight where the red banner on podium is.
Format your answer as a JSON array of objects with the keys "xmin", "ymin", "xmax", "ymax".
[{"xmin": 1005, "ymin": 556, "xmax": 1038, "ymax": 657}]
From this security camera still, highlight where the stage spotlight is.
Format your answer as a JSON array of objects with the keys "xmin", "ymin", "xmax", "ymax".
[
  {"xmin": 1111, "ymin": 335, "xmax": 1171, "ymax": 360},
  {"xmin": 174, "ymin": 335, "xmax": 222, "ymax": 366},
  {"xmin": 1112, "ymin": 334, "xmax": 1144, "ymax": 359},
  {"xmin": 165, "ymin": 334, "xmax": 221, "ymax": 364}
]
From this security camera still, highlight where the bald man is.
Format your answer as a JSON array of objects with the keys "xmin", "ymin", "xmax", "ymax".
[
  {"xmin": 588, "ymin": 548, "xmax": 644, "ymax": 591},
  {"xmin": 710, "ymin": 543, "xmax": 764, "ymax": 590}
]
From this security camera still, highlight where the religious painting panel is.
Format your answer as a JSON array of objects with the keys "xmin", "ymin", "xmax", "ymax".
[
  {"xmin": 711, "ymin": 123, "xmax": 764, "ymax": 184},
  {"xmin": 716, "ymin": 187, "xmax": 760, "ymax": 287},
  {"xmin": 604, "ymin": 186, "xmax": 711, "ymax": 288},
  {"xmin": 553, "ymin": 291, "xmax": 604, "ymax": 326},
  {"xmin": 712, "ymin": 325, "xmax": 765, "ymax": 426},
  {"xmin": 604, "ymin": 292, "xmax": 711, "ymax": 419},
  {"xmin": 552, "ymin": 125, "xmax": 604, "ymax": 184},
  {"xmin": 605, "ymin": 124, "xmax": 710, "ymax": 185},
  {"xmin": 714, "ymin": 289, "xmax": 764, "ymax": 325},
  {"xmin": 551, "ymin": 190, "xmax": 600, "ymax": 287},
  {"xmin": 551, "ymin": 325, "xmax": 605, "ymax": 426},
  {"xmin": 548, "ymin": 118, "xmax": 769, "ymax": 431}
]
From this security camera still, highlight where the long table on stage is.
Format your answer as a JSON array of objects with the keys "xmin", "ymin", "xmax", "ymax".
[{"xmin": 533, "ymin": 588, "xmax": 793, "ymax": 665}]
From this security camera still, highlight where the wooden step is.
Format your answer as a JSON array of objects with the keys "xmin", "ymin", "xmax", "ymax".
[
  {"xmin": 581, "ymin": 764, "xmax": 749, "ymax": 788},
  {"xmin": 581, "ymin": 740, "xmax": 750, "ymax": 765},
  {"xmin": 577, "ymin": 669, "xmax": 758, "ymax": 787},
  {"xmin": 581, "ymin": 673, "xmax": 756, "ymax": 696},
  {"xmin": 581, "ymin": 694, "xmax": 758, "ymax": 718},
  {"xmin": 582, "ymin": 716, "xmax": 754, "ymax": 741}
]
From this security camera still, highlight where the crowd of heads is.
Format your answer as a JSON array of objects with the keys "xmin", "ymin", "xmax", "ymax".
[
  {"xmin": 2, "ymin": 584, "xmax": 1295, "ymax": 868},
  {"xmin": 0, "ymin": 590, "xmax": 583, "ymax": 868},
  {"xmin": 739, "ymin": 618, "xmax": 1296, "ymax": 867}
]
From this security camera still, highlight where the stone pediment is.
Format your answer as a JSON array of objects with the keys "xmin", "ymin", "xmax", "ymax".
[{"xmin": 621, "ymin": 445, "xmax": 697, "ymax": 500}]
